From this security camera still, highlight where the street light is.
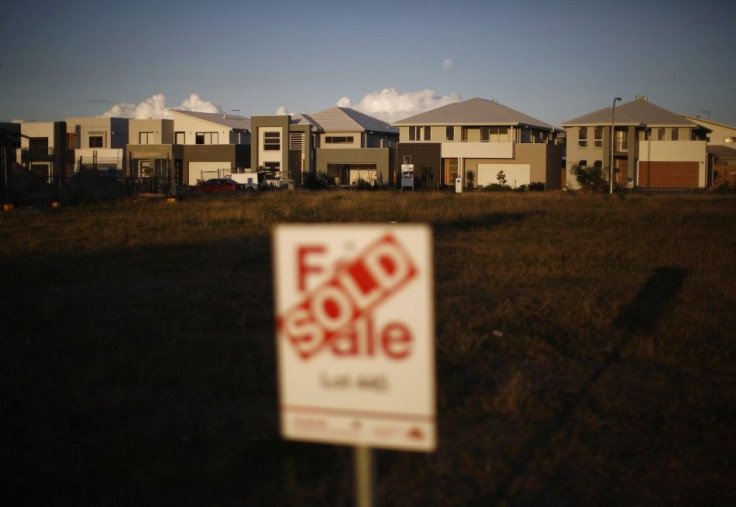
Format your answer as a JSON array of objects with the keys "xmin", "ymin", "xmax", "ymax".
[{"xmin": 610, "ymin": 97, "xmax": 622, "ymax": 194}]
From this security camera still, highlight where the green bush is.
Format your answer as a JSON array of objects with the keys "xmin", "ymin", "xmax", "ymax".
[
  {"xmin": 572, "ymin": 163, "xmax": 608, "ymax": 192},
  {"xmin": 302, "ymin": 171, "xmax": 332, "ymax": 190}
]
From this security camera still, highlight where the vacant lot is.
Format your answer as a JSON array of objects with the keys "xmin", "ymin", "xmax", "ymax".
[{"xmin": 2, "ymin": 190, "xmax": 735, "ymax": 505}]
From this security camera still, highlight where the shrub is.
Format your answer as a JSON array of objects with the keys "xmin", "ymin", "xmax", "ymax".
[
  {"xmin": 572, "ymin": 162, "xmax": 608, "ymax": 192},
  {"xmin": 302, "ymin": 171, "xmax": 332, "ymax": 190}
]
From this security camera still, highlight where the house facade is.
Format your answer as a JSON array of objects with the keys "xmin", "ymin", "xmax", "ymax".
[
  {"xmin": 250, "ymin": 114, "xmax": 316, "ymax": 188},
  {"xmin": 65, "ymin": 116, "xmax": 129, "ymax": 173},
  {"xmin": 563, "ymin": 97, "xmax": 707, "ymax": 189},
  {"xmin": 16, "ymin": 121, "xmax": 70, "ymax": 184},
  {"xmin": 169, "ymin": 110, "xmax": 251, "ymax": 185},
  {"xmin": 681, "ymin": 115, "xmax": 736, "ymax": 188},
  {"xmin": 126, "ymin": 119, "xmax": 182, "ymax": 192},
  {"xmin": 310, "ymin": 107, "xmax": 398, "ymax": 186},
  {"xmin": 393, "ymin": 98, "xmax": 563, "ymax": 189},
  {"xmin": 251, "ymin": 107, "xmax": 397, "ymax": 187}
]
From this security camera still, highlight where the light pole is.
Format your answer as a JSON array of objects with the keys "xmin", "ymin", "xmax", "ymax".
[{"xmin": 609, "ymin": 97, "xmax": 622, "ymax": 194}]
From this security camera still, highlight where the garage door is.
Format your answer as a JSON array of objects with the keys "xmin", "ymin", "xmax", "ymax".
[{"xmin": 639, "ymin": 162, "xmax": 698, "ymax": 188}]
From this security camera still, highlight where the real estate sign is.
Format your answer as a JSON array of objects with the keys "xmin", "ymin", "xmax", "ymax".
[{"xmin": 273, "ymin": 224, "xmax": 436, "ymax": 451}]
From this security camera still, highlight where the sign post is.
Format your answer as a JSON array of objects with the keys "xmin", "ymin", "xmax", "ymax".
[{"xmin": 273, "ymin": 224, "xmax": 436, "ymax": 502}]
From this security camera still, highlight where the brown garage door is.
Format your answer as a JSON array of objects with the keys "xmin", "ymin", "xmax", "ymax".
[{"xmin": 639, "ymin": 161, "xmax": 699, "ymax": 188}]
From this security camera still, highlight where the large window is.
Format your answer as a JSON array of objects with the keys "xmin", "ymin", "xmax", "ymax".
[
  {"xmin": 489, "ymin": 127, "xmax": 508, "ymax": 142},
  {"xmin": 578, "ymin": 127, "xmax": 588, "ymax": 148},
  {"xmin": 671, "ymin": 128, "xmax": 679, "ymax": 141},
  {"xmin": 446, "ymin": 126, "xmax": 454, "ymax": 141},
  {"xmin": 195, "ymin": 132, "xmax": 218, "ymax": 145},
  {"xmin": 325, "ymin": 136, "xmax": 354, "ymax": 144},
  {"xmin": 264, "ymin": 131, "xmax": 280, "ymax": 150},
  {"xmin": 594, "ymin": 126, "xmax": 603, "ymax": 147},
  {"xmin": 409, "ymin": 126, "xmax": 418, "ymax": 141},
  {"xmin": 424, "ymin": 126, "xmax": 431, "ymax": 141},
  {"xmin": 139, "ymin": 132, "xmax": 154, "ymax": 144},
  {"xmin": 89, "ymin": 132, "xmax": 105, "ymax": 148}
]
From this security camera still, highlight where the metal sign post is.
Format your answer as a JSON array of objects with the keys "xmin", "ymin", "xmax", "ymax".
[{"xmin": 354, "ymin": 446, "xmax": 375, "ymax": 507}]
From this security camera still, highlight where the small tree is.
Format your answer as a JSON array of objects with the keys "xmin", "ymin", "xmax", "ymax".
[
  {"xmin": 572, "ymin": 162, "xmax": 608, "ymax": 192},
  {"xmin": 465, "ymin": 170, "xmax": 475, "ymax": 189},
  {"xmin": 496, "ymin": 170, "xmax": 507, "ymax": 186}
]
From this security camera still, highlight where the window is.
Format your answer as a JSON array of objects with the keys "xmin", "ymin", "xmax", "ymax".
[
  {"xmin": 594, "ymin": 126, "xmax": 603, "ymax": 147},
  {"xmin": 175, "ymin": 132, "xmax": 185, "ymax": 144},
  {"xmin": 446, "ymin": 126, "xmax": 454, "ymax": 141},
  {"xmin": 89, "ymin": 132, "xmax": 105, "ymax": 148},
  {"xmin": 325, "ymin": 136, "xmax": 354, "ymax": 144},
  {"xmin": 671, "ymin": 128, "xmax": 679, "ymax": 141},
  {"xmin": 409, "ymin": 126, "xmax": 418, "ymax": 141},
  {"xmin": 489, "ymin": 127, "xmax": 509, "ymax": 142},
  {"xmin": 264, "ymin": 131, "xmax": 280, "ymax": 150},
  {"xmin": 578, "ymin": 127, "xmax": 588, "ymax": 148},
  {"xmin": 480, "ymin": 127, "xmax": 489, "ymax": 142},
  {"xmin": 139, "ymin": 132, "xmax": 154, "ymax": 144},
  {"xmin": 424, "ymin": 126, "xmax": 431, "ymax": 141},
  {"xmin": 657, "ymin": 128, "xmax": 665, "ymax": 141},
  {"xmin": 195, "ymin": 132, "xmax": 218, "ymax": 145}
]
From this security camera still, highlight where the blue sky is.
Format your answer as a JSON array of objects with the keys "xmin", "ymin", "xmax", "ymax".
[{"xmin": 1, "ymin": 0, "xmax": 735, "ymax": 126}]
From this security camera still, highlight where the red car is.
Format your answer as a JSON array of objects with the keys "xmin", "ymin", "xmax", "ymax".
[{"xmin": 191, "ymin": 178, "xmax": 245, "ymax": 193}]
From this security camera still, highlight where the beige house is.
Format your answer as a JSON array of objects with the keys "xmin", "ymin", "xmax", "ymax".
[
  {"xmin": 563, "ymin": 97, "xmax": 707, "ymax": 189},
  {"xmin": 170, "ymin": 110, "xmax": 251, "ymax": 185},
  {"xmin": 393, "ymin": 98, "xmax": 563, "ymax": 189},
  {"xmin": 250, "ymin": 107, "xmax": 397, "ymax": 187},
  {"xmin": 16, "ymin": 121, "xmax": 70, "ymax": 184},
  {"xmin": 65, "ymin": 116, "xmax": 129, "ymax": 172},
  {"xmin": 681, "ymin": 115, "xmax": 736, "ymax": 187}
]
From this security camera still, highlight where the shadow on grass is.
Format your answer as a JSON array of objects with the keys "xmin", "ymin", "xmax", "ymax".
[
  {"xmin": 0, "ymin": 234, "xmax": 358, "ymax": 505},
  {"xmin": 492, "ymin": 266, "xmax": 688, "ymax": 504},
  {"xmin": 614, "ymin": 267, "xmax": 688, "ymax": 333},
  {"xmin": 434, "ymin": 211, "xmax": 542, "ymax": 233}
]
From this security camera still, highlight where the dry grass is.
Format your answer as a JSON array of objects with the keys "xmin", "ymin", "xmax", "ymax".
[{"xmin": 2, "ymin": 190, "xmax": 735, "ymax": 505}]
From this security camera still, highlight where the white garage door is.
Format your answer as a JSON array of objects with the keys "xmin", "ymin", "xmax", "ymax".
[{"xmin": 477, "ymin": 164, "xmax": 531, "ymax": 188}]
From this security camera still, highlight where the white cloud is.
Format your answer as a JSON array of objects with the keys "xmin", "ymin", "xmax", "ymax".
[
  {"xmin": 442, "ymin": 59, "xmax": 453, "ymax": 70},
  {"xmin": 337, "ymin": 87, "xmax": 462, "ymax": 122},
  {"xmin": 275, "ymin": 106, "xmax": 289, "ymax": 115},
  {"xmin": 101, "ymin": 93, "xmax": 222, "ymax": 119}
]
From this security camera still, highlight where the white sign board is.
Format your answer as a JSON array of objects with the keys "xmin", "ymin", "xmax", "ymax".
[{"xmin": 273, "ymin": 224, "xmax": 436, "ymax": 451}]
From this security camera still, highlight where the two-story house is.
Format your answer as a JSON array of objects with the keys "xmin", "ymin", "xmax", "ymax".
[
  {"xmin": 65, "ymin": 117, "xmax": 129, "ymax": 174},
  {"xmin": 563, "ymin": 97, "xmax": 707, "ymax": 189},
  {"xmin": 170, "ymin": 110, "xmax": 251, "ymax": 185},
  {"xmin": 250, "ymin": 107, "xmax": 398, "ymax": 187},
  {"xmin": 681, "ymin": 115, "xmax": 736, "ymax": 188},
  {"xmin": 126, "ymin": 119, "xmax": 181, "ymax": 193},
  {"xmin": 393, "ymin": 98, "xmax": 563, "ymax": 189},
  {"xmin": 309, "ymin": 107, "xmax": 398, "ymax": 186},
  {"xmin": 16, "ymin": 121, "xmax": 70, "ymax": 185}
]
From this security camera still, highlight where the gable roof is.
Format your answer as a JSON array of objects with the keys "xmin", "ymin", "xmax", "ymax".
[
  {"xmin": 309, "ymin": 107, "xmax": 397, "ymax": 134},
  {"xmin": 562, "ymin": 99, "xmax": 697, "ymax": 127},
  {"xmin": 171, "ymin": 110, "xmax": 251, "ymax": 131},
  {"xmin": 681, "ymin": 115, "xmax": 735, "ymax": 133},
  {"xmin": 392, "ymin": 98, "xmax": 554, "ymax": 130},
  {"xmin": 290, "ymin": 113, "xmax": 323, "ymax": 131}
]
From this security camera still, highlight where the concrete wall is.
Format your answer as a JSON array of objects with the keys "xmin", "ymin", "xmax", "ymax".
[{"xmin": 129, "ymin": 119, "xmax": 174, "ymax": 145}]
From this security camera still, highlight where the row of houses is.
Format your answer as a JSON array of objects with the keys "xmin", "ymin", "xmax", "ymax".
[{"xmin": 2, "ymin": 96, "xmax": 735, "ymax": 196}]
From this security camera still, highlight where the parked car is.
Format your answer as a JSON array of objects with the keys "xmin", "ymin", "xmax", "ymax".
[{"xmin": 190, "ymin": 178, "xmax": 244, "ymax": 193}]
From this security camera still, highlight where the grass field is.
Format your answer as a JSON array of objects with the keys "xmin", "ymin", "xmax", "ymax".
[{"xmin": 2, "ymin": 190, "xmax": 735, "ymax": 505}]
